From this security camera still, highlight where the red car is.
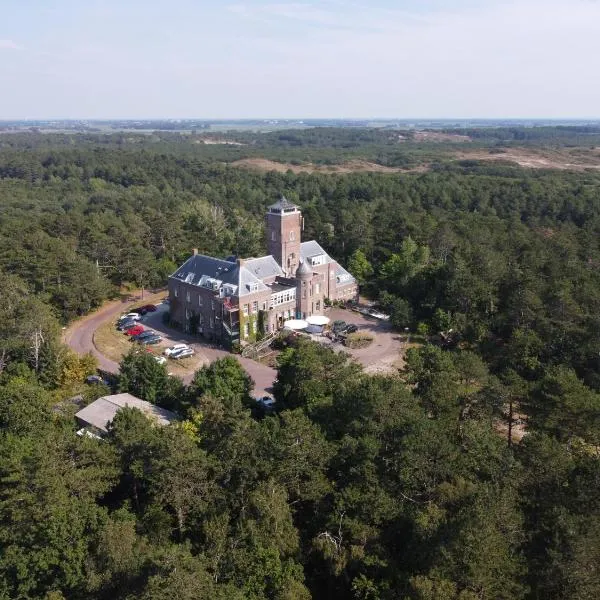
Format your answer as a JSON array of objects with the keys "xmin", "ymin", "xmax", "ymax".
[
  {"xmin": 139, "ymin": 304, "xmax": 157, "ymax": 313},
  {"xmin": 125, "ymin": 324, "xmax": 144, "ymax": 336}
]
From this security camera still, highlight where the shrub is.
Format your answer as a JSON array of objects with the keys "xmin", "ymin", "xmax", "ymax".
[{"xmin": 343, "ymin": 332, "xmax": 374, "ymax": 349}]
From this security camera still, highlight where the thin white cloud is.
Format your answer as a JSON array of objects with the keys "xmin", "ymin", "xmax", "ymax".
[{"xmin": 0, "ymin": 39, "xmax": 21, "ymax": 50}]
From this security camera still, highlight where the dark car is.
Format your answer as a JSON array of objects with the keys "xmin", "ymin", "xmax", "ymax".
[
  {"xmin": 332, "ymin": 320, "xmax": 347, "ymax": 333},
  {"xmin": 139, "ymin": 334, "xmax": 162, "ymax": 345},
  {"xmin": 131, "ymin": 330, "xmax": 156, "ymax": 341},
  {"xmin": 86, "ymin": 374, "xmax": 109, "ymax": 385},
  {"xmin": 139, "ymin": 304, "xmax": 157, "ymax": 312},
  {"xmin": 117, "ymin": 320, "xmax": 137, "ymax": 331},
  {"xmin": 344, "ymin": 324, "xmax": 358, "ymax": 334}
]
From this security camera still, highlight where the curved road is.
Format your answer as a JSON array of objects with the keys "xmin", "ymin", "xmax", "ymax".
[{"xmin": 63, "ymin": 296, "xmax": 277, "ymax": 396}]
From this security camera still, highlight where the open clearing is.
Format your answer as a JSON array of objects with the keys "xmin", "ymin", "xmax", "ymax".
[
  {"xmin": 230, "ymin": 146, "xmax": 600, "ymax": 175},
  {"xmin": 455, "ymin": 146, "xmax": 600, "ymax": 171},
  {"xmin": 229, "ymin": 158, "xmax": 427, "ymax": 174}
]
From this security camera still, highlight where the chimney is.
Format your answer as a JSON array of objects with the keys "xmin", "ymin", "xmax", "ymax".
[{"xmin": 192, "ymin": 248, "xmax": 198, "ymax": 255}]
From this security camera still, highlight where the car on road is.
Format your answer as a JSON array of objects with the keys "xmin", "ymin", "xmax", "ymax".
[
  {"xmin": 139, "ymin": 334, "xmax": 162, "ymax": 345},
  {"xmin": 164, "ymin": 344, "xmax": 191, "ymax": 357},
  {"xmin": 131, "ymin": 330, "xmax": 156, "ymax": 341},
  {"xmin": 154, "ymin": 355, "xmax": 167, "ymax": 365},
  {"xmin": 169, "ymin": 347, "xmax": 194, "ymax": 360},
  {"xmin": 125, "ymin": 324, "xmax": 144, "ymax": 336}
]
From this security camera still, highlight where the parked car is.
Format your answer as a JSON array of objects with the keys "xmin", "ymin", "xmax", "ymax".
[
  {"xmin": 256, "ymin": 395, "xmax": 276, "ymax": 411},
  {"xmin": 139, "ymin": 304, "xmax": 157, "ymax": 312},
  {"xmin": 170, "ymin": 347, "xmax": 194, "ymax": 360},
  {"xmin": 154, "ymin": 356, "xmax": 167, "ymax": 365},
  {"xmin": 164, "ymin": 344, "xmax": 190, "ymax": 357},
  {"xmin": 139, "ymin": 334, "xmax": 162, "ymax": 345},
  {"xmin": 118, "ymin": 320, "xmax": 138, "ymax": 331},
  {"xmin": 120, "ymin": 312, "xmax": 142, "ymax": 322},
  {"xmin": 125, "ymin": 324, "xmax": 144, "ymax": 336},
  {"xmin": 344, "ymin": 324, "xmax": 358, "ymax": 334},
  {"xmin": 332, "ymin": 320, "xmax": 347, "ymax": 333},
  {"xmin": 131, "ymin": 330, "xmax": 156, "ymax": 341},
  {"xmin": 86, "ymin": 374, "xmax": 109, "ymax": 385}
]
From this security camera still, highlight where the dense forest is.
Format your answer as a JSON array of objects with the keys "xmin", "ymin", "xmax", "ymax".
[{"xmin": 0, "ymin": 129, "xmax": 599, "ymax": 599}]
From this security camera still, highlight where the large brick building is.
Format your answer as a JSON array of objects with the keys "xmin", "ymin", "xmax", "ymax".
[{"xmin": 168, "ymin": 197, "xmax": 357, "ymax": 348}]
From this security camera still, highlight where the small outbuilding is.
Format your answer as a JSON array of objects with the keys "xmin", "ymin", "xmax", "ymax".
[{"xmin": 75, "ymin": 393, "xmax": 178, "ymax": 435}]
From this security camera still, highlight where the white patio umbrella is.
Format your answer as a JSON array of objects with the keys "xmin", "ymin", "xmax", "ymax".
[
  {"xmin": 306, "ymin": 315, "xmax": 330, "ymax": 326},
  {"xmin": 283, "ymin": 319, "xmax": 309, "ymax": 330}
]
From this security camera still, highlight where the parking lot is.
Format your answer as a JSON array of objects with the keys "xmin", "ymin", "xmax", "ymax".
[{"xmin": 317, "ymin": 307, "xmax": 406, "ymax": 374}]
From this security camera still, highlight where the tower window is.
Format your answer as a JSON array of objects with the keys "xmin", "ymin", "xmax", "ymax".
[
  {"xmin": 290, "ymin": 231, "xmax": 296, "ymax": 241},
  {"xmin": 271, "ymin": 230, "xmax": 277, "ymax": 241}
]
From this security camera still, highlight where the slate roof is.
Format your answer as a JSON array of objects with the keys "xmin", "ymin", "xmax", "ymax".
[
  {"xmin": 244, "ymin": 255, "xmax": 285, "ymax": 280},
  {"xmin": 335, "ymin": 264, "xmax": 356, "ymax": 285},
  {"xmin": 296, "ymin": 260, "xmax": 313, "ymax": 277},
  {"xmin": 75, "ymin": 393, "xmax": 178, "ymax": 433},
  {"xmin": 300, "ymin": 240, "xmax": 332, "ymax": 263},
  {"xmin": 170, "ymin": 253, "xmax": 270, "ymax": 298}
]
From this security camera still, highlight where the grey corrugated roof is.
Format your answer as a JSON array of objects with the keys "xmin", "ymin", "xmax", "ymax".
[
  {"xmin": 300, "ymin": 240, "xmax": 332, "ymax": 263},
  {"xmin": 75, "ymin": 393, "xmax": 178, "ymax": 433},
  {"xmin": 244, "ymin": 256, "xmax": 285, "ymax": 280}
]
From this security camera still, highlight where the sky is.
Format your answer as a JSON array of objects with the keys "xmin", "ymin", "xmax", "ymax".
[{"xmin": 1, "ymin": 0, "xmax": 600, "ymax": 119}]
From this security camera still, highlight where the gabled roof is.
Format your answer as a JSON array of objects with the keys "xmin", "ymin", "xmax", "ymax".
[
  {"xmin": 245, "ymin": 255, "xmax": 285, "ymax": 280},
  {"xmin": 75, "ymin": 393, "xmax": 178, "ymax": 433}
]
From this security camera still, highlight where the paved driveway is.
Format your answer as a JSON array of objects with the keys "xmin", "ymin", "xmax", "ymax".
[
  {"xmin": 64, "ymin": 297, "xmax": 404, "ymax": 398},
  {"xmin": 143, "ymin": 304, "xmax": 276, "ymax": 395},
  {"xmin": 64, "ymin": 294, "xmax": 276, "ymax": 397}
]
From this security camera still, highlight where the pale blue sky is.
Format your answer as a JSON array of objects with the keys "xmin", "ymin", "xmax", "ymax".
[{"xmin": 1, "ymin": 0, "xmax": 599, "ymax": 119}]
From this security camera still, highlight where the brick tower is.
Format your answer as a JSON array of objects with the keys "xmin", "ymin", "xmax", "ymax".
[{"xmin": 266, "ymin": 196, "xmax": 303, "ymax": 276}]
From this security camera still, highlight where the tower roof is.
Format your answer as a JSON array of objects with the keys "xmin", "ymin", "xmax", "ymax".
[
  {"xmin": 296, "ymin": 259, "xmax": 312, "ymax": 278},
  {"xmin": 268, "ymin": 195, "xmax": 299, "ymax": 214}
]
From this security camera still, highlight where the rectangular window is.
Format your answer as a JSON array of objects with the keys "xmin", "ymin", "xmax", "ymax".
[
  {"xmin": 186, "ymin": 291, "xmax": 190, "ymax": 303},
  {"xmin": 252, "ymin": 301, "xmax": 258, "ymax": 313},
  {"xmin": 290, "ymin": 231, "xmax": 295, "ymax": 241},
  {"xmin": 243, "ymin": 304, "xmax": 249, "ymax": 316},
  {"xmin": 198, "ymin": 295, "xmax": 203, "ymax": 306},
  {"xmin": 271, "ymin": 230, "xmax": 276, "ymax": 241},
  {"xmin": 211, "ymin": 300, "xmax": 215, "ymax": 310},
  {"xmin": 244, "ymin": 322, "xmax": 250, "ymax": 337},
  {"xmin": 209, "ymin": 317, "xmax": 214, "ymax": 328},
  {"xmin": 174, "ymin": 288, "xmax": 178, "ymax": 298},
  {"xmin": 315, "ymin": 283, "xmax": 320, "ymax": 294},
  {"xmin": 316, "ymin": 300, "xmax": 321, "ymax": 311},
  {"xmin": 262, "ymin": 302, "xmax": 267, "ymax": 311},
  {"xmin": 252, "ymin": 321, "xmax": 257, "ymax": 333}
]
